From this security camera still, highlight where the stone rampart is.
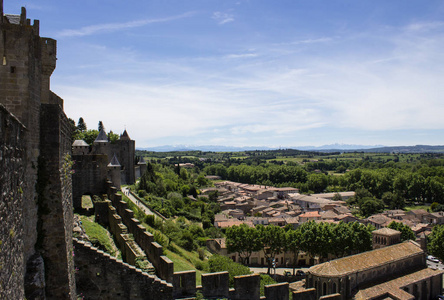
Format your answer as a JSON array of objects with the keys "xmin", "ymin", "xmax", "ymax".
[
  {"xmin": 0, "ymin": 104, "xmax": 26, "ymax": 300},
  {"xmin": 231, "ymin": 273, "xmax": 261, "ymax": 300},
  {"xmin": 105, "ymin": 183, "xmax": 174, "ymax": 282},
  {"xmin": 1, "ymin": 7, "xmax": 42, "ymax": 266},
  {"xmin": 173, "ymin": 270, "xmax": 196, "ymax": 298},
  {"xmin": 292, "ymin": 288, "xmax": 317, "ymax": 300},
  {"xmin": 264, "ymin": 282, "xmax": 289, "ymax": 300},
  {"xmin": 73, "ymin": 239, "xmax": 173, "ymax": 300},
  {"xmin": 100, "ymin": 182, "xmax": 292, "ymax": 299},
  {"xmin": 201, "ymin": 271, "xmax": 230, "ymax": 298},
  {"xmin": 38, "ymin": 103, "xmax": 76, "ymax": 298},
  {"xmin": 72, "ymin": 154, "xmax": 108, "ymax": 209}
]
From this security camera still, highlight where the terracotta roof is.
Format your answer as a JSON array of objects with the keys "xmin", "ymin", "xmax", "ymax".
[
  {"xmin": 308, "ymin": 241, "xmax": 423, "ymax": 277},
  {"xmin": 216, "ymin": 220, "xmax": 253, "ymax": 228},
  {"xmin": 368, "ymin": 214, "xmax": 393, "ymax": 225},
  {"xmin": 333, "ymin": 206, "xmax": 351, "ymax": 214},
  {"xmin": 320, "ymin": 210, "xmax": 339, "ymax": 219},
  {"xmin": 299, "ymin": 211, "xmax": 321, "ymax": 218},
  {"xmin": 355, "ymin": 268, "xmax": 443, "ymax": 300},
  {"xmin": 336, "ymin": 214, "xmax": 355, "ymax": 220},
  {"xmin": 373, "ymin": 227, "xmax": 401, "ymax": 236},
  {"xmin": 407, "ymin": 209, "xmax": 429, "ymax": 216},
  {"xmin": 223, "ymin": 201, "xmax": 236, "ymax": 205}
]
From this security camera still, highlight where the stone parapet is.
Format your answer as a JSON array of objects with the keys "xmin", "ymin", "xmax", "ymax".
[{"xmin": 73, "ymin": 239, "xmax": 173, "ymax": 300}]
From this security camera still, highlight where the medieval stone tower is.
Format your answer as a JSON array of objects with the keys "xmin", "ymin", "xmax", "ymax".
[
  {"xmin": 0, "ymin": 2, "xmax": 76, "ymax": 299},
  {"xmin": 71, "ymin": 128, "xmax": 137, "ymax": 209}
]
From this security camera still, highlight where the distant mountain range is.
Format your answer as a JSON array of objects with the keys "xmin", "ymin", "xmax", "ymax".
[{"xmin": 138, "ymin": 144, "xmax": 444, "ymax": 153}]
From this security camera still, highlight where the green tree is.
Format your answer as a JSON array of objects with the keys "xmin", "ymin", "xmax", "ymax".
[
  {"xmin": 77, "ymin": 117, "xmax": 87, "ymax": 132},
  {"xmin": 307, "ymin": 173, "xmax": 329, "ymax": 193},
  {"xmin": 257, "ymin": 225, "xmax": 286, "ymax": 274},
  {"xmin": 428, "ymin": 225, "xmax": 444, "ymax": 262},
  {"xmin": 285, "ymin": 229, "xmax": 302, "ymax": 275},
  {"xmin": 387, "ymin": 221, "xmax": 415, "ymax": 242},
  {"xmin": 226, "ymin": 224, "xmax": 262, "ymax": 265},
  {"xmin": 108, "ymin": 130, "xmax": 119, "ymax": 143},
  {"xmin": 382, "ymin": 192, "xmax": 405, "ymax": 210},
  {"xmin": 360, "ymin": 198, "xmax": 384, "ymax": 217}
]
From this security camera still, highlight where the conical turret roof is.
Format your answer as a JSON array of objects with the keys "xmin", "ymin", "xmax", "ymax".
[
  {"xmin": 138, "ymin": 156, "xmax": 146, "ymax": 165},
  {"xmin": 72, "ymin": 140, "xmax": 89, "ymax": 147},
  {"xmin": 120, "ymin": 129, "xmax": 131, "ymax": 140},
  {"xmin": 107, "ymin": 153, "xmax": 121, "ymax": 167},
  {"xmin": 94, "ymin": 129, "xmax": 108, "ymax": 143}
]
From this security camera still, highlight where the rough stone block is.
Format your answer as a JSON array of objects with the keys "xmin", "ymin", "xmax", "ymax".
[
  {"xmin": 264, "ymin": 282, "xmax": 289, "ymax": 300},
  {"xmin": 201, "ymin": 271, "xmax": 230, "ymax": 299},
  {"xmin": 233, "ymin": 273, "xmax": 261, "ymax": 300}
]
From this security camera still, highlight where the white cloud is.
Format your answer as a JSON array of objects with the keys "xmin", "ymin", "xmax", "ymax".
[
  {"xmin": 57, "ymin": 12, "xmax": 195, "ymax": 37},
  {"xmin": 405, "ymin": 21, "xmax": 444, "ymax": 33},
  {"xmin": 57, "ymin": 14, "xmax": 444, "ymax": 147},
  {"xmin": 212, "ymin": 12, "xmax": 234, "ymax": 25}
]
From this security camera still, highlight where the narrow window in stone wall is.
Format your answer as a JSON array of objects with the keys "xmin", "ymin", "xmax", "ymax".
[
  {"xmin": 10, "ymin": 66, "xmax": 15, "ymax": 73},
  {"xmin": 332, "ymin": 282, "xmax": 337, "ymax": 293},
  {"xmin": 323, "ymin": 282, "xmax": 327, "ymax": 295}
]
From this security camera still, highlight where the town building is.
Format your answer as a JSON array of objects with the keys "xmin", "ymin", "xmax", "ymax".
[{"xmin": 301, "ymin": 241, "xmax": 443, "ymax": 300}]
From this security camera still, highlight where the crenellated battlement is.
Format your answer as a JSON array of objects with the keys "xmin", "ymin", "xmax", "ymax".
[
  {"xmin": 86, "ymin": 182, "xmax": 291, "ymax": 300},
  {"xmin": 73, "ymin": 238, "xmax": 173, "ymax": 300}
]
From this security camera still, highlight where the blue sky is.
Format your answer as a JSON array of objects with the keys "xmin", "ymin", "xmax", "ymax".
[{"xmin": 4, "ymin": 1, "xmax": 444, "ymax": 148}]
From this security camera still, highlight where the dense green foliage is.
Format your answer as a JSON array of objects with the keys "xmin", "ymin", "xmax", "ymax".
[
  {"xmin": 387, "ymin": 221, "xmax": 415, "ymax": 241},
  {"xmin": 225, "ymin": 221, "xmax": 374, "ymax": 273},
  {"xmin": 207, "ymin": 254, "xmax": 252, "ymax": 287},
  {"xmin": 137, "ymin": 163, "xmax": 218, "ymax": 226},
  {"xmin": 428, "ymin": 225, "xmax": 444, "ymax": 262},
  {"xmin": 226, "ymin": 224, "xmax": 262, "ymax": 264}
]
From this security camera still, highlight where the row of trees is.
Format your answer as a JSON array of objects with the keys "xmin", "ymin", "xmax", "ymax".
[
  {"xmin": 225, "ymin": 221, "xmax": 375, "ymax": 274},
  {"xmin": 204, "ymin": 162, "xmax": 444, "ymax": 204}
]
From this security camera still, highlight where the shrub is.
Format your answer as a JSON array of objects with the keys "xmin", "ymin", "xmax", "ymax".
[
  {"xmin": 208, "ymin": 254, "xmax": 251, "ymax": 287},
  {"xmin": 197, "ymin": 247, "xmax": 206, "ymax": 260}
]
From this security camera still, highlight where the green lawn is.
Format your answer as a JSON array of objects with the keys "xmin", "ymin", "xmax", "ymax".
[
  {"xmin": 404, "ymin": 204, "xmax": 430, "ymax": 212},
  {"xmin": 81, "ymin": 195, "xmax": 94, "ymax": 209},
  {"xmin": 79, "ymin": 215, "xmax": 119, "ymax": 257},
  {"xmin": 164, "ymin": 248, "xmax": 206, "ymax": 285}
]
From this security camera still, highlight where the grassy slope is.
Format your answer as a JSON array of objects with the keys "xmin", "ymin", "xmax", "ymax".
[{"xmin": 79, "ymin": 215, "xmax": 119, "ymax": 257}]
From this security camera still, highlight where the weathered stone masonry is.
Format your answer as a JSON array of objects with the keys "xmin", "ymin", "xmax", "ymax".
[
  {"xmin": 1, "ymin": 3, "xmax": 76, "ymax": 298},
  {"xmin": 0, "ymin": 104, "xmax": 26, "ymax": 300}
]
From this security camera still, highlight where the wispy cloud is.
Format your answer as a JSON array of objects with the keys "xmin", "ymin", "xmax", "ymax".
[
  {"xmin": 405, "ymin": 21, "xmax": 444, "ymax": 32},
  {"xmin": 224, "ymin": 53, "xmax": 258, "ymax": 59},
  {"xmin": 57, "ymin": 12, "xmax": 195, "ymax": 37},
  {"xmin": 57, "ymin": 12, "xmax": 444, "ymax": 147},
  {"xmin": 212, "ymin": 12, "xmax": 234, "ymax": 25}
]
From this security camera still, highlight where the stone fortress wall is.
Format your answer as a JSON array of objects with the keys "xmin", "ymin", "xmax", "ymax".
[
  {"xmin": 0, "ymin": 3, "xmax": 76, "ymax": 299},
  {"xmin": 0, "ymin": 105, "xmax": 27, "ymax": 300},
  {"xmin": 73, "ymin": 238, "xmax": 173, "ymax": 300}
]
